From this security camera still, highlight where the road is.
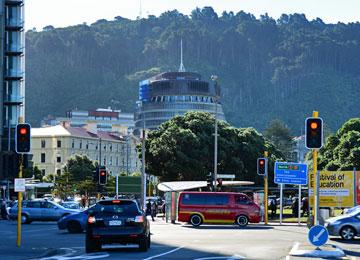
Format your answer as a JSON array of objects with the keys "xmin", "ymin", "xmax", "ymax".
[{"xmin": 0, "ymin": 218, "xmax": 359, "ymax": 260}]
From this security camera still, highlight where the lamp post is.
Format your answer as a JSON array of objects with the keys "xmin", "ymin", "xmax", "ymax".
[
  {"xmin": 141, "ymin": 103, "xmax": 146, "ymax": 209},
  {"xmin": 211, "ymin": 75, "xmax": 219, "ymax": 191}
]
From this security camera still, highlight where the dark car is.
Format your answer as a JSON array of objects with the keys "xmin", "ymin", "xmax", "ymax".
[
  {"xmin": 85, "ymin": 199, "xmax": 150, "ymax": 253},
  {"xmin": 9, "ymin": 199, "xmax": 79, "ymax": 224},
  {"xmin": 325, "ymin": 209, "xmax": 360, "ymax": 240},
  {"xmin": 58, "ymin": 206, "xmax": 93, "ymax": 233}
]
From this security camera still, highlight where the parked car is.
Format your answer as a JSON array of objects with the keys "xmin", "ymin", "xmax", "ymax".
[
  {"xmin": 85, "ymin": 199, "xmax": 150, "ymax": 253},
  {"xmin": 178, "ymin": 192, "xmax": 261, "ymax": 227},
  {"xmin": 325, "ymin": 209, "xmax": 360, "ymax": 240},
  {"xmin": 9, "ymin": 199, "xmax": 79, "ymax": 224},
  {"xmin": 343, "ymin": 205, "xmax": 360, "ymax": 215},
  {"xmin": 58, "ymin": 206, "xmax": 94, "ymax": 233}
]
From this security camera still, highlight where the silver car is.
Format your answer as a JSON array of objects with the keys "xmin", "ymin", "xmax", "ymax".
[
  {"xmin": 325, "ymin": 209, "xmax": 360, "ymax": 240},
  {"xmin": 9, "ymin": 199, "xmax": 79, "ymax": 224}
]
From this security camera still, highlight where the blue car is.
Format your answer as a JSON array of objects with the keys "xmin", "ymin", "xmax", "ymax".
[{"xmin": 58, "ymin": 206, "xmax": 93, "ymax": 233}]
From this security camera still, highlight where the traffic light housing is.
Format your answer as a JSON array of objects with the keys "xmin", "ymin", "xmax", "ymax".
[
  {"xmin": 206, "ymin": 173, "xmax": 213, "ymax": 191},
  {"xmin": 305, "ymin": 117, "xmax": 323, "ymax": 149},
  {"xmin": 257, "ymin": 158, "xmax": 268, "ymax": 176},
  {"xmin": 15, "ymin": 123, "xmax": 31, "ymax": 154},
  {"xmin": 98, "ymin": 167, "xmax": 107, "ymax": 185}
]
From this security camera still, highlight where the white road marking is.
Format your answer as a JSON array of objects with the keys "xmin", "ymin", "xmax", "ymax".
[
  {"xmin": 39, "ymin": 248, "xmax": 109, "ymax": 260},
  {"xmin": 194, "ymin": 255, "xmax": 245, "ymax": 260},
  {"xmin": 143, "ymin": 246, "xmax": 185, "ymax": 260}
]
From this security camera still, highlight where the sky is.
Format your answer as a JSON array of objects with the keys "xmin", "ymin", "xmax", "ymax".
[{"xmin": 25, "ymin": 0, "xmax": 360, "ymax": 31}]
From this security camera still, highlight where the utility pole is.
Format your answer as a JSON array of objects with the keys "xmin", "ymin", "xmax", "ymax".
[
  {"xmin": 141, "ymin": 104, "xmax": 146, "ymax": 209},
  {"xmin": 211, "ymin": 75, "xmax": 219, "ymax": 190}
]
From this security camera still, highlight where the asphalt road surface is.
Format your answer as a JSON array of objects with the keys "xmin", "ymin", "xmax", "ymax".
[{"xmin": 0, "ymin": 218, "xmax": 359, "ymax": 260}]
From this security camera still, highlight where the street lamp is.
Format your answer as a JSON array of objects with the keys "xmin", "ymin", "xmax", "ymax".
[{"xmin": 211, "ymin": 75, "xmax": 219, "ymax": 191}]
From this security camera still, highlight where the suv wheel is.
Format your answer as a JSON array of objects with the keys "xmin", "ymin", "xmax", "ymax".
[
  {"xmin": 139, "ymin": 235, "xmax": 149, "ymax": 252},
  {"xmin": 67, "ymin": 221, "xmax": 82, "ymax": 233},
  {"xmin": 340, "ymin": 226, "xmax": 356, "ymax": 240},
  {"xmin": 85, "ymin": 235, "xmax": 101, "ymax": 253},
  {"xmin": 236, "ymin": 215, "xmax": 249, "ymax": 227},
  {"xmin": 190, "ymin": 214, "xmax": 203, "ymax": 227}
]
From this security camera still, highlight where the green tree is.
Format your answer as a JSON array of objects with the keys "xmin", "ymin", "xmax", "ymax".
[
  {"xmin": 318, "ymin": 118, "xmax": 360, "ymax": 170},
  {"xmin": 264, "ymin": 119, "xmax": 294, "ymax": 161},
  {"xmin": 142, "ymin": 112, "xmax": 283, "ymax": 186}
]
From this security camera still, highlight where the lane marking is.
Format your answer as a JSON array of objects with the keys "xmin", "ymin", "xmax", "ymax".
[
  {"xmin": 194, "ymin": 255, "xmax": 245, "ymax": 260},
  {"xmin": 39, "ymin": 247, "xmax": 109, "ymax": 260},
  {"xmin": 143, "ymin": 246, "xmax": 185, "ymax": 260}
]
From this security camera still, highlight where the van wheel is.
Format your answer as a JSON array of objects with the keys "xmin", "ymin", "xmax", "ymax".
[
  {"xmin": 190, "ymin": 214, "xmax": 203, "ymax": 227},
  {"xmin": 236, "ymin": 215, "xmax": 248, "ymax": 227}
]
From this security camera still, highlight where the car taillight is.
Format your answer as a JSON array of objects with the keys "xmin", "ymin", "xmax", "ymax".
[
  {"xmin": 88, "ymin": 216, "xmax": 96, "ymax": 224},
  {"xmin": 135, "ymin": 216, "xmax": 144, "ymax": 223}
]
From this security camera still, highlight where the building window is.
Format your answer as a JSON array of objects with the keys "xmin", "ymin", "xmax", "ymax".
[
  {"xmin": 86, "ymin": 142, "xmax": 89, "ymax": 149},
  {"xmin": 79, "ymin": 141, "xmax": 82, "ymax": 149},
  {"xmin": 41, "ymin": 169, "xmax": 45, "ymax": 175},
  {"xmin": 104, "ymin": 144, "xmax": 106, "ymax": 151},
  {"xmin": 110, "ymin": 145, "xmax": 112, "ymax": 151},
  {"xmin": 72, "ymin": 139, "xmax": 74, "ymax": 148},
  {"xmin": 57, "ymin": 140, "xmax": 61, "ymax": 148},
  {"xmin": 41, "ymin": 140, "xmax": 46, "ymax": 148},
  {"xmin": 57, "ymin": 156, "xmax": 61, "ymax": 163},
  {"xmin": 56, "ymin": 169, "xmax": 61, "ymax": 175},
  {"xmin": 116, "ymin": 157, "xmax": 119, "ymax": 166},
  {"xmin": 110, "ymin": 156, "xmax": 112, "ymax": 166},
  {"xmin": 41, "ymin": 153, "xmax": 46, "ymax": 163}
]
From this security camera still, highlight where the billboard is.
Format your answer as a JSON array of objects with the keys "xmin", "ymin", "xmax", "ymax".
[{"xmin": 309, "ymin": 171, "xmax": 355, "ymax": 207}]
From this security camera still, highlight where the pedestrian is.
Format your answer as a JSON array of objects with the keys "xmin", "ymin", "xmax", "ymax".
[
  {"xmin": 270, "ymin": 198, "xmax": 277, "ymax": 219},
  {"xmin": 301, "ymin": 197, "xmax": 309, "ymax": 216},
  {"xmin": 1, "ymin": 200, "xmax": 8, "ymax": 220},
  {"xmin": 146, "ymin": 200, "xmax": 154, "ymax": 221},
  {"xmin": 292, "ymin": 198, "xmax": 299, "ymax": 217}
]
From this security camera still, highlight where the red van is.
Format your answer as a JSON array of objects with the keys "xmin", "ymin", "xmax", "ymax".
[{"xmin": 178, "ymin": 192, "xmax": 261, "ymax": 227}]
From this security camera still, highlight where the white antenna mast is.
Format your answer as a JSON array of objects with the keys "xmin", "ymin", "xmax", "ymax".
[
  {"xmin": 139, "ymin": 0, "xmax": 142, "ymax": 19},
  {"xmin": 179, "ymin": 38, "xmax": 186, "ymax": 72}
]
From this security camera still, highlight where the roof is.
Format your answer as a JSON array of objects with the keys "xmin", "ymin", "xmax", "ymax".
[
  {"xmin": 157, "ymin": 181, "xmax": 254, "ymax": 192},
  {"xmin": 32, "ymin": 125, "xmax": 124, "ymax": 142}
]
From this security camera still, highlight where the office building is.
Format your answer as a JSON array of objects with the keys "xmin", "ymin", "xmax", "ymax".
[
  {"xmin": 0, "ymin": 0, "xmax": 25, "ymax": 193},
  {"xmin": 31, "ymin": 124, "xmax": 141, "ymax": 176},
  {"xmin": 135, "ymin": 40, "xmax": 225, "ymax": 134},
  {"xmin": 42, "ymin": 108, "xmax": 134, "ymax": 135}
]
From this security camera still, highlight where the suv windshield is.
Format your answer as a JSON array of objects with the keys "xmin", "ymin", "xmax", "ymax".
[{"xmin": 94, "ymin": 200, "xmax": 140, "ymax": 216}]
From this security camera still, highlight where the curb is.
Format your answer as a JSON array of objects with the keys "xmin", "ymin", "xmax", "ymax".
[{"xmin": 289, "ymin": 242, "xmax": 345, "ymax": 258}]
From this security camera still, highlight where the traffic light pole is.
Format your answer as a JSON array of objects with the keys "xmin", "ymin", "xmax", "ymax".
[
  {"xmin": 312, "ymin": 111, "xmax": 319, "ymax": 226},
  {"xmin": 264, "ymin": 151, "xmax": 268, "ymax": 225},
  {"xmin": 17, "ymin": 154, "xmax": 23, "ymax": 247}
]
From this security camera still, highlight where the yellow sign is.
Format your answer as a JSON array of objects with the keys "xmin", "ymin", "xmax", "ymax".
[{"xmin": 309, "ymin": 171, "xmax": 355, "ymax": 207}]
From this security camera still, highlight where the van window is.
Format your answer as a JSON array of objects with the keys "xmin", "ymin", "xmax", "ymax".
[
  {"xmin": 235, "ymin": 195, "xmax": 250, "ymax": 205},
  {"xmin": 182, "ymin": 194, "xmax": 229, "ymax": 205}
]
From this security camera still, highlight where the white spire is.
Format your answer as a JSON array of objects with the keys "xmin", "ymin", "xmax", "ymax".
[{"xmin": 179, "ymin": 39, "xmax": 186, "ymax": 72}]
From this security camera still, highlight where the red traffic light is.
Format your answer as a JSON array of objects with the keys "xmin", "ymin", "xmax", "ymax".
[
  {"xmin": 100, "ymin": 171, "xmax": 105, "ymax": 176},
  {"xmin": 259, "ymin": 159, "xmax": 265, "ymax": 165},
  {"xmin": 310, "ymin": 122, "xmax": 318, "ymax": 130},
  {"xmin": 305, "ymin": 117, "xmax": 323, "ymax": 149},
  {"xmin": 257, "ymin": 158, "xmax": 268, "ymax": 176},
  {"xmin": 20, "ymin": 128, "xmax": 27, "ymax": 135}
]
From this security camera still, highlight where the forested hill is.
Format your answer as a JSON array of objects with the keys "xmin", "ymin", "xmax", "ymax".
[{"xmin": 25, "ymin": 7, "xmax": 360, "ymax": 134}]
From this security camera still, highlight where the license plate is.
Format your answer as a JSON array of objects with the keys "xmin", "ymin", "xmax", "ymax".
[{"xmin": 109, "ymin": 220, "xmax": 122, "ymax": 226}]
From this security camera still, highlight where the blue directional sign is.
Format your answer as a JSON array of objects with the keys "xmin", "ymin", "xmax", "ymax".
[
  {"xmin": 274, "ymin": 162, "xmax": 308, "ymax": 185},
  {"xmin": 308, "ymin": 225, "xmax": 329, "ymax": 247}
]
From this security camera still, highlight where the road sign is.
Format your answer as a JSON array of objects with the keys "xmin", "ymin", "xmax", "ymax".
[
  {"xmin": 14, "ymin": 178, "xmax": 25, "ymax": 192},
  {"xmin": 308, "ymin": 225, "xmax": 329, "ymax": 247},
  {"xmin": 274, "ymin": 162, "xmax": 308, "ymax": 185}
]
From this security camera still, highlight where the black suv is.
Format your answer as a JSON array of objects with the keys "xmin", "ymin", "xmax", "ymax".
[{"xmin": 86, "ymin": 199, "xmax": 150, "ymax": 253}]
